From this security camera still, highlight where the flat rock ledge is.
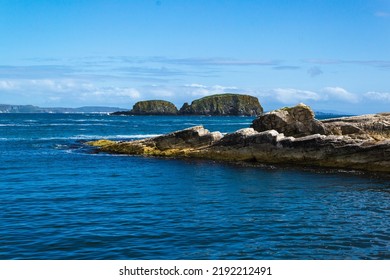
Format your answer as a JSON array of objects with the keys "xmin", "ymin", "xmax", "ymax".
[{"xmin": 88, "ymin": 125, "xmax": 390, "ymax": 173}]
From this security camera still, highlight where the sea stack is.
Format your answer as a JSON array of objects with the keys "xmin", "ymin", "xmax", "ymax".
[
  {"xmin": 111, "ymin": 100, "xmax": 178, "ymax": 115},
  {"xmin": 179, "ymin": 93, "xmax": 263, "ymax": 116}
]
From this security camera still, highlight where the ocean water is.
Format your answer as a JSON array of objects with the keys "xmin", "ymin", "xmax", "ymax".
[{"xmin": 0, "ymin": 113, "xmax": 389, "ymax": 260}]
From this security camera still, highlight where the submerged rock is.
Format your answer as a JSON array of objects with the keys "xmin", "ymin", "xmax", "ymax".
[{"xmin": 179, "ymin": 93, "xmax": 263, "ymax": 116}]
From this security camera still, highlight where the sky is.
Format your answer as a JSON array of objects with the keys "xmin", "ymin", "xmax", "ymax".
[{"xmin": 0, "ymin": 0, "xmax": 389, "ymax": 114}]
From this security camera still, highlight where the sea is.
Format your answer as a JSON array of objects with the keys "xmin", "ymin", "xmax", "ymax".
[{"xmin": 0, "ymin": 113, "xmax": 389, "ymax": 260}]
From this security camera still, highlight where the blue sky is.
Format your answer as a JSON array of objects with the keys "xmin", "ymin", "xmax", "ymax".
[{"xmin": 0, "ymin": 0, "xmax": 389, "ymax": 114}]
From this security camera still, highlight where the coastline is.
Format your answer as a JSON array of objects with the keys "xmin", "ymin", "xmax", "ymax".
[{"xmin": 88, "ymin": 104, "xmax": 390, "ymax": 173}]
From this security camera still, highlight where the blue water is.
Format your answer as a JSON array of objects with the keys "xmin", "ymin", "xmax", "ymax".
[{"xmin": 0, "ymin": 114, "xmax": 389, "ymax": 260}]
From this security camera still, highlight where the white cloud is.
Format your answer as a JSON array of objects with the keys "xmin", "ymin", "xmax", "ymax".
[
  {"xmin": 321, "ymin": 87, "xmax": 359, "ymax": 103},
  {"xmin": 182, "ymin": 84, "xmax": 240, "ymax": 98},
  {"xmin": 184, "ymin": 83, "xmax": 207, "ymax": 89},
  {"xmin": 270, "ymin": 88, "xmax": 321, "ymax": 104},
  {"xmin": 147, "ymin": 87, "xmax": 174, "ymax": 98},
  {"xmin": 364, "ymin": 91, "xmax": 390, "ymax": 102},
  {"xmin": 262, "ymin": 87, "xmax": 359, "ymax": 106},
  {"xmin": 90, "ymin": 87, "xmax": 140, "ymax": 98},
  {"xmin": 0, "ymin": 79, "xmax": 93, "ymax": 93},
  {"xmin": 0, "ymin": 78, "xmax": 140, "ymax": 106},
  {"xmin": 375, "ymin": 11, "xmax": 390, "ymax": 17},
  {"xmin": 0, "ymin": 80, "xmax": 18, "ymax": 90}
]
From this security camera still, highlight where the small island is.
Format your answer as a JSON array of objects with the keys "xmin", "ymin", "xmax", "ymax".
[
  {"xmin": 111, "ymin": 100, "xmax": 178, "ymax": 115},
  {"xmin": 89, "ymin": 103, "xmax": 390, "ymax": 173},
  {"xmin": 110, "ymin": 93, "xmax": 263, "ymax": 116}
]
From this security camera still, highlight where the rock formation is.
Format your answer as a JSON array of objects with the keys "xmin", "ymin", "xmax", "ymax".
[
  {"xmin": 251, "ymin": 103, "xmax": 326, "ymax": 136},
  {"xmin": 111, "ymin": 100, "xmax": 178, "ymax": 115},
  {"xmin": 89, "ymin": 126, "xmax": 223, "ymax": 156},
  {"xmin": 179, "ymin": 94, "xmax": 263, "ymax": 116},
  {"xmin": 88, "ymin": 104, "xmax": 390, "ymax": 173},
  {"xmin": 322, "ymin": 113, "xmax": 390, "ymax": 140}
]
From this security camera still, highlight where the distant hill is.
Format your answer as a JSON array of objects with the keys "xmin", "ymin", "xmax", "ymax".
[{"xmin": 0, "ymin": 104, "xmax": 127, "ymax": 113}]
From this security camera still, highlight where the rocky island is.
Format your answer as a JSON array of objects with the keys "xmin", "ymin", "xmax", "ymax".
[
  {"xmin": 179, "ymin": 93, "xmax": 263, "ymax": 116},
  {"xmin": 89, "ymin": 103, "xmax": 390, "ymax": 173},
  {"xmin": 111, "ymin": 100, "xmax": 178, "ymax": 115},
  {"xmin": 110, "ymin": 93, "xmax": 263, "ymax": 116}
]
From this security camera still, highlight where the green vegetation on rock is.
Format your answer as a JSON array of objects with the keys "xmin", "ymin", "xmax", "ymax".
[
  {"xmin": 179, "ymin": 93, "xmax": 263, "ymax": 116},
  {"xmin": 130, "ymin": 100, "xmax": 178, "ymax": 115}
]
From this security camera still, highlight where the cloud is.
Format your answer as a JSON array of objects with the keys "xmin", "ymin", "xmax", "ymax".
[
  {"xmin": 146, "ymin": 86, "xmax": 175, "ymax": 98},
  {"xmin": 182, "ymin": 84, "xmax": 242, "ymax": 98},
  {"xmin": 265, "ymin": 87, "xmax": 359, "ymax": 105},
  {"xmin": 270, "ymin": 88, "xmax": 321, "ymax": 104},
  {"xmin": 109, "ymin": 56, "xmax": 281, "ymax": 67},
  {"xmin": 146, "ymin": 57, "xmax": 281, "ymax": 66},
  {"xmin": 0, "ymin": 80, "xmax": 18, "ymax": 90},
  {"xmin": 90, "ymin": 87, "xmax": 140, "ymax": 98},
  {"xmin": 321, "ymin": 87, "xmax": 359, "ymax": 103},
  {"xmin": 375, "ymin": 11, "xmax": 390, "ymax": 17},
  {"xmin": 0, "ymin": 79, "xmax": 86, "ymax": 92},
  {"xmin": 273, "ymin": 66, "xmax": 301, "ymax": 70},
  {"xmin": 304, "ymin": 59, "xmax": 390, "ymax": 69},
  {"xmin": 0, "ymin": 78, "xmax": 140, "ymax": 106},
  {"xmin": 364, "ymin": 91, "xmax": 390, "ymax": 102},
  {"xmin": 0, "ymin": 65, "xmax": 75, "ymax": 79},
  {"xmin": 303, "ymin": 59, "xmax": 341, "ymax": 64},
  {"xmin": 347, "ymin": 60, "xmax": 390, "ymax": 68},
  {"xmin": 307, "ymin": 66, "xmax": 323, "ymax": 77},
  {"xmin": 114, "ymin": 66, "xmax": 186, "ymax": 77}
]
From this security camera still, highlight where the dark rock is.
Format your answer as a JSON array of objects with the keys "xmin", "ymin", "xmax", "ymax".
[
  {"xmin": 179, "ymin": 93, "xmax": 263, "ymax": 116},
  {"xmin": 251, "ymin": 103, "xmax": 326, "ymax": 137}
]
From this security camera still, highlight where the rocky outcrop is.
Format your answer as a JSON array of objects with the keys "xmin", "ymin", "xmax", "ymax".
[
  {"xmin": 179, "ymin": 94, "xmax": 263, "ymax": 116},
  {"xmin": 88, "ymin": 104, "xmax": 390, "ymax": 173},
  {"xmin": 322, "ymin": 113, "xmax": 390, "ymax": 140},
  {"xmin": 111, "ymin": 94, "xmax": 263, "ymax": 116},
  {"xmin": 251, "ymin": 103, "xmax": 326, "ymax": 136},
  {"xmin": 111, "ymin": 100, "xmax": 178, "ymax": 115},
  {"xmin": 89, "ymin": 126, "xmax": 223, "ymax": 156}
]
